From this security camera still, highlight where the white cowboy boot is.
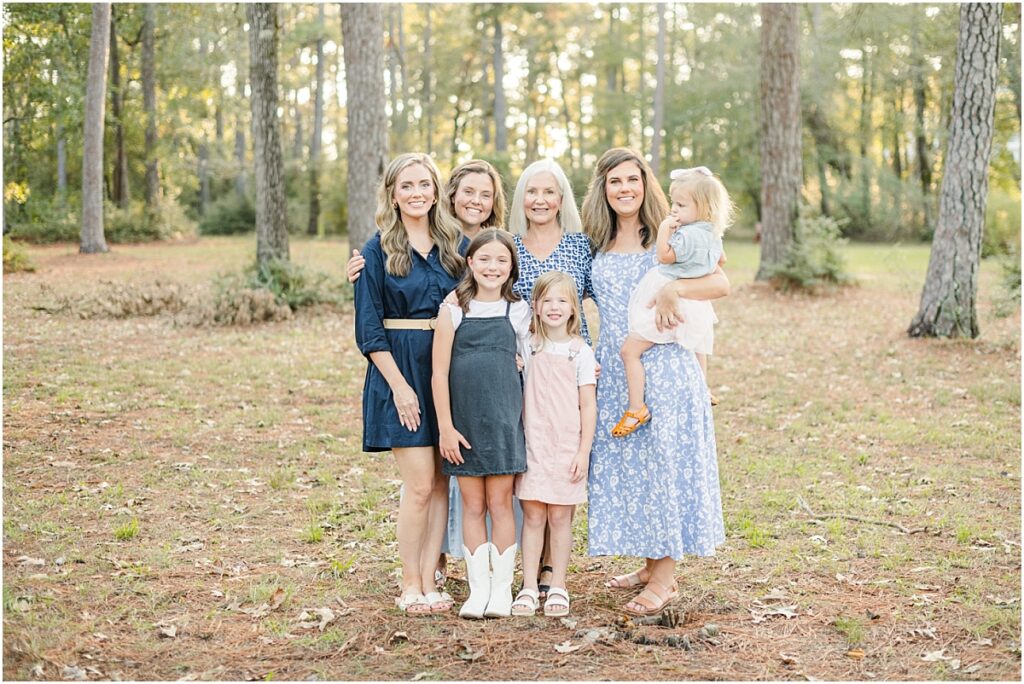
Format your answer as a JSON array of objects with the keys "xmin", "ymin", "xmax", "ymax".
[
  {"xmin": 483, "ymin": 543, "xmax": 517, "ymax": 618},
  {"xmin": 459, "ymin": 543, "xmax": 491, "ymax": 619}
]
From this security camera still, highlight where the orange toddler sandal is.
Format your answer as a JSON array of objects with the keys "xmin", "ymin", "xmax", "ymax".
[{"xmin": 611, "ymin": 405, "xmax": 651, "ymax": 437}]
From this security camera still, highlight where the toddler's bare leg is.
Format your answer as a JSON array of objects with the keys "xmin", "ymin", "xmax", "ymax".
[{"xmin": 620, "ymin": 335, "xmax": 654, "ymax": 412}]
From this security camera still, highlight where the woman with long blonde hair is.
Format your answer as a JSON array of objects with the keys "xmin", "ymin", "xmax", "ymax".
[{"xmin": 354, "ymin": 153, "xmax": 464, "ymax": 614}]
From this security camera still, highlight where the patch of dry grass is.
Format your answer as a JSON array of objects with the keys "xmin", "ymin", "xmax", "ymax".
[{"xmin": 3, "ymin": 237, "xmax": 1019, "ymax": 680}]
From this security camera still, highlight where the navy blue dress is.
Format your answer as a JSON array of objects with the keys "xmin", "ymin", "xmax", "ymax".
[{"xmin": 354, "ymin": 234, "xmax": 462, "ymax": 452}]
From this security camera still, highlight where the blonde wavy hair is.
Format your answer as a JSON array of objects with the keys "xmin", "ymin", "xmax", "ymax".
[
  {"xmin": 442, "ymin": 160, "xmax": 507, "ymax": 232},
  {"xmin": 529, "ymin": 271, "xmax": 582, "ymax": 350},
  {"xmin": 581, "ymin": 148, "xmax": 668, "ymax": 253},
  {"xmin": 507, "ymin": 159, "xmax": 582, "ymax": 236},
  {"xmin": 375, "ymin": 153, "xmax": 464, "ymax": 278},
  {"xmin": 669, "ymin": 169, "xmax": 736, "ymax": 238},
  {"xmin": 453, "ymin": 229, "xmax": 521, "ymax": 312}
]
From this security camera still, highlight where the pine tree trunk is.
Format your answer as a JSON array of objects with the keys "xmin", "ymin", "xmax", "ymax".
[
  {"xmin": 56, "ymin": 124, "xmax": 67, "ymax": 203},
  {"xmin": 422, "ymin": 5, "xmax": 433, "ymax": 155},
  {"xmin": 247, "ymin": 2, "xmax": 289, "ymax": 265},
  {"xmin": 650, "ymin": 3, "xmax": 667, "ymax": 176},
  {"xmin": 142, "ymin": 3, "xmax": 160, "ymax": 209},
  {"xmin": 493, "ymin": 13, "xmax": 506, "ymax": 153},
  {"xmin": 340, "ymin": 3, "xmax": 387, "ymax": 251},
  {"xmin": 109, "ymin": 10, "xmax": 128, "ymax": 209},
  {"xmin": 912, "ymin": 29, "xmax": 933, "ymax": 230},
  {"xmin": 308, "ymin": 4, "xmax": 325, "ymax": 237},
  {"xmin": 909, "ymin": 3, "xmax": 1002, "ymax": 339},
  {"xmin": 756, "ymin": 3, "xmax": 802, "ymax": 281},
  {"xmin": 234, "ymin": 118, "xmax": 247, "ymax": 201},
  {"xmin": 81, "ymin": 3, "xmax": 111, "ymax": 254},
  {"xmin": 198, "ymin": 140, "xmax": 210, "ymax": 215}
]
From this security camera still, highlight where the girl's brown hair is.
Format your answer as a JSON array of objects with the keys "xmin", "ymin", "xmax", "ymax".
[
  {"xmin": 529, "ymin": 271, "xmax": 582, "ymax": 349},
  {"xmin": 453, "ymin": 229, "xmax": 521, "ymax": 312},
  {"xmin": 581, "ymin": 147, "xmax": 669, "ymax": 253},
  {"xmin": 375, "ymin": 153, "xmax": 464, "ymax": 278},
  {"xmin": 442, "ymin": 160, "xmax": 507, "ymax": 231}
]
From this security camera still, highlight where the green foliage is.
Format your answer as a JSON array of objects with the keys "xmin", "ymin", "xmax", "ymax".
[
  {"xmin": 244, "ymin": 259, "xmax": 350, "ymax": 311},
  {"xmin": 833, "ymin": 615, "xmax": 866, "ymax": 645},
  {"xmin": 114, "ymin": 518, "xmax": 139, "ymax": 541},
  {"xmin": 6, "ymin": 196, "xmax": 80, "ymax": 244},
  {"xmin": 198, "ymin": 195, "xmax": 256, "ymax": 235},
  {"xmin": 983, "ymin": 186, "xmax": 1022, "ymax": 258},
  {"xmin": 3, "ymin": 236, "xmax": 35, "ymax": 273},
  {"xmin": 106, "ymin": 201, "xmax": 194, "ymax": 243},
  {"xmin": 768, "ymin": 209, "xmax": 854, "ymax": 291}
]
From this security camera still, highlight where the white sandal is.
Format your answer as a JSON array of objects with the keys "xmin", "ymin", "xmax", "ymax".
[
  {"xmin": 544, "ymin": 587, "xmax": 570, "ymax": 617},
  {"xmin": 511, "ymin": 588, "xmax": 540, "ymax": 616},
  {"xmin": 423, "ymin": 591, "xmax": 453, "ymax": 613},
  {"xmin": 395, "ymin": 592, "xmax": 431, "ymax": 615}
]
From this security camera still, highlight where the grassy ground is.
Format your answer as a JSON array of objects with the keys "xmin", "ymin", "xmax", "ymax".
[{"xmin": 3, "ymin": 235, "xmax": 1020, "ymax": 681}]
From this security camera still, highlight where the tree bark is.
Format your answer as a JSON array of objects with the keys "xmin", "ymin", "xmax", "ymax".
[
  {"xmin": 308, "ymin": 4, "xmax": 325, "ymax": 236},
  {"xmin": 909, "ymin": 3, "xmax": 1002, "ymax": 339},
  {"xmin": 247, "ymin": 3, "xmax": 290, "ymax": 265},
  {"xmin": 56, "ymin": 124, "xmax": 67, "ymax": 203},
  {"xmin": 340, "ymin": 3, "xmax": 387, "ymax": 251},
  {"xmin": 493, "ymin": 13, "xmax": 506, "ymax": 153},
  {"xmin": 109, "ymin": 9, "xmax": 128, "ymax": 209},
  {"xmin": 912, "ymin": 28, "xmax": 933, "ymax": 230},
  {"xmin": 198, "ymin": 139, "xmax": 210, "ymax": 215},
  {"xmin": 422, "ymin": 4, "xmax": 433, "ymax": 155},
  {"xmin": 142, "ymin": 2, "xmax": 159, "ymax": 209},
  {"xmin": 650, "ymin": 3, "xmax": 667, "ymax": 176},
  {"xmin": 234, "ymin": 117, "xmax": 247, "ymax": 201},
  {"xmin": 81, "ymin": 3, "xmax": 111, "ymax": 254},
  {"xmin": 756, "ymin": 3, "xmax": 802, "ymax": 280}
]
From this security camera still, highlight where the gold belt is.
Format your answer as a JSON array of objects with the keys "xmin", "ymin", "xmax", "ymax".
[{"xmin": 383, "ymin": 318, "xmax": 436, "ymax": 330}]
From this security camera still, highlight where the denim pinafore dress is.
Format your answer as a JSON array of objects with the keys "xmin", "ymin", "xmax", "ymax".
[{"xmin": 444, "ymin": 301, "xmax": 527, "ymax": 478}]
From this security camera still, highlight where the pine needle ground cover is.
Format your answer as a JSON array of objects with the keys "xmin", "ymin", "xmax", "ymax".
[{"xmin": 3, "ymin": 237, "xmax": 1019, "ymax": 680}]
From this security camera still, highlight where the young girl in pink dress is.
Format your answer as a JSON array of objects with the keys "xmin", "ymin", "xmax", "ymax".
[{"xmin": 512, "ymin": 272, "xmax": 597, "ymax": 617}]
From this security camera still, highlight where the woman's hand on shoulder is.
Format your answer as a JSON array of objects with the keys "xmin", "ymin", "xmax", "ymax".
[
  {"xmin": 442, "ymin": 290, "xmax": 458, "ymax": 307},
  {"xmin": 347, "ymin": 249, "xmax": 366, "ymax": 284},
  {"xmin": 439, "ymin": 427, "xmax": 470, "ymax": 465}
]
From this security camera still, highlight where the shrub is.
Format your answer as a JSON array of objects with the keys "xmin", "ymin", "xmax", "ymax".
[
  {"xmin": 7, "ymin": 196, "xmax": 79, "ymax": 244},
  {"xmin": 983, "ymin": 186, "xmax": 1022, "ymax": 258},
  {"xmin": 198, "ymin": 195, "xmax": 256, "ymax": 235},
  {"xmin": 768, "ymin": 208, "xmax": 854, "ymax": 291},
  {"xmin": 245, "ymin": 258, "xmax": 350, "ymax": 311},
  {"xmin": 63, "ymin": 280, "xmax": 194, "ymax": 319},
  {"xmin": 3, "ymin": 236, "xmax": 35, "ymax": 273}
]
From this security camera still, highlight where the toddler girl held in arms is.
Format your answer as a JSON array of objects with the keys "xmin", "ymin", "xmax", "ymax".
[{"xmin": 612, "ymin": 166, "xmax": 734, "ymax": 437}]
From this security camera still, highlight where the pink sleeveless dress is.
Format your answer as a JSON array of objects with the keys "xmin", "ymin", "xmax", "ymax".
[{"xmin": 515, "ymin": 337, "xmax": 588, "ymax": 505}]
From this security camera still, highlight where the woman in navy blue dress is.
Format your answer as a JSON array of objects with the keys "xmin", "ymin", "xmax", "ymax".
[{"xmin": 354, "ymin": 153, "xmax": 465, "ymax": 614}]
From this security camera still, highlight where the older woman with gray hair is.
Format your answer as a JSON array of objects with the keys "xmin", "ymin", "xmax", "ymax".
[{"xmin": 507, "ymin": 158, "xmax": 594, "ymax": 343}]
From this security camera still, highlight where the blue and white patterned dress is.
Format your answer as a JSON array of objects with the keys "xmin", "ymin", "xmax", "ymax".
[
  {"xmin": 587, "ymin": 251, "xmax": 725, "ymax": 559},
  {"xmin": 512, "ymin": 233, "xmax": 593, "ymax": 344}
]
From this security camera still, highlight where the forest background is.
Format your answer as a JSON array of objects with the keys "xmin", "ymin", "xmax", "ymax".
[
  {"xmin": 2, "ymin": 2, "xmax": 1022, "ymax": 681},
  {"xmin": 2, "ymin": 2, "xmax": 1021, "ymax": 255}
]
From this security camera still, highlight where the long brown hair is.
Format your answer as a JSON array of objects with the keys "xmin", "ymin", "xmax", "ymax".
[
  {"xmin": 375, "ymin": 153, "xmax": 464, "ymax": 278},
  {"xmin": 454, "ymin": 229, "xmax": 521, "ymax": 312},
  {"xmin": 581, "ymin": 148, "xmax": 668, "ymax": 253},
  {"xmin": 442, "ymin": 160, "xmax": 507, "ymax": 231},
  {"xmin": 529, "ymin": 271, "xmax": 582, "ymax": 350}
]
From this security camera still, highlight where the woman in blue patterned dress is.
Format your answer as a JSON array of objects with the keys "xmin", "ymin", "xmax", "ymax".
[
  {"xmin": 508, "ymin": 159, "xmax": 593, "ymax": 343},
  {"xmin": 354, "ymin": 153, "xmax": 465, "ymax": 614},
  {"xmin": 581, "ymin": 148, "xmax": 729, "ymax": 616}
]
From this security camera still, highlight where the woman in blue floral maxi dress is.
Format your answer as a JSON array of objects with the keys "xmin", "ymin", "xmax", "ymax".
[{"xmin": 581, "ymin": 148, "xmax": 728, "ymax": 616}]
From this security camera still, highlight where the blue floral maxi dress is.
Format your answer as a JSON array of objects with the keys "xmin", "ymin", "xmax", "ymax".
[{"xmin": 587, "ymin": 251, "xmax": 725, "ymax": 559}]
